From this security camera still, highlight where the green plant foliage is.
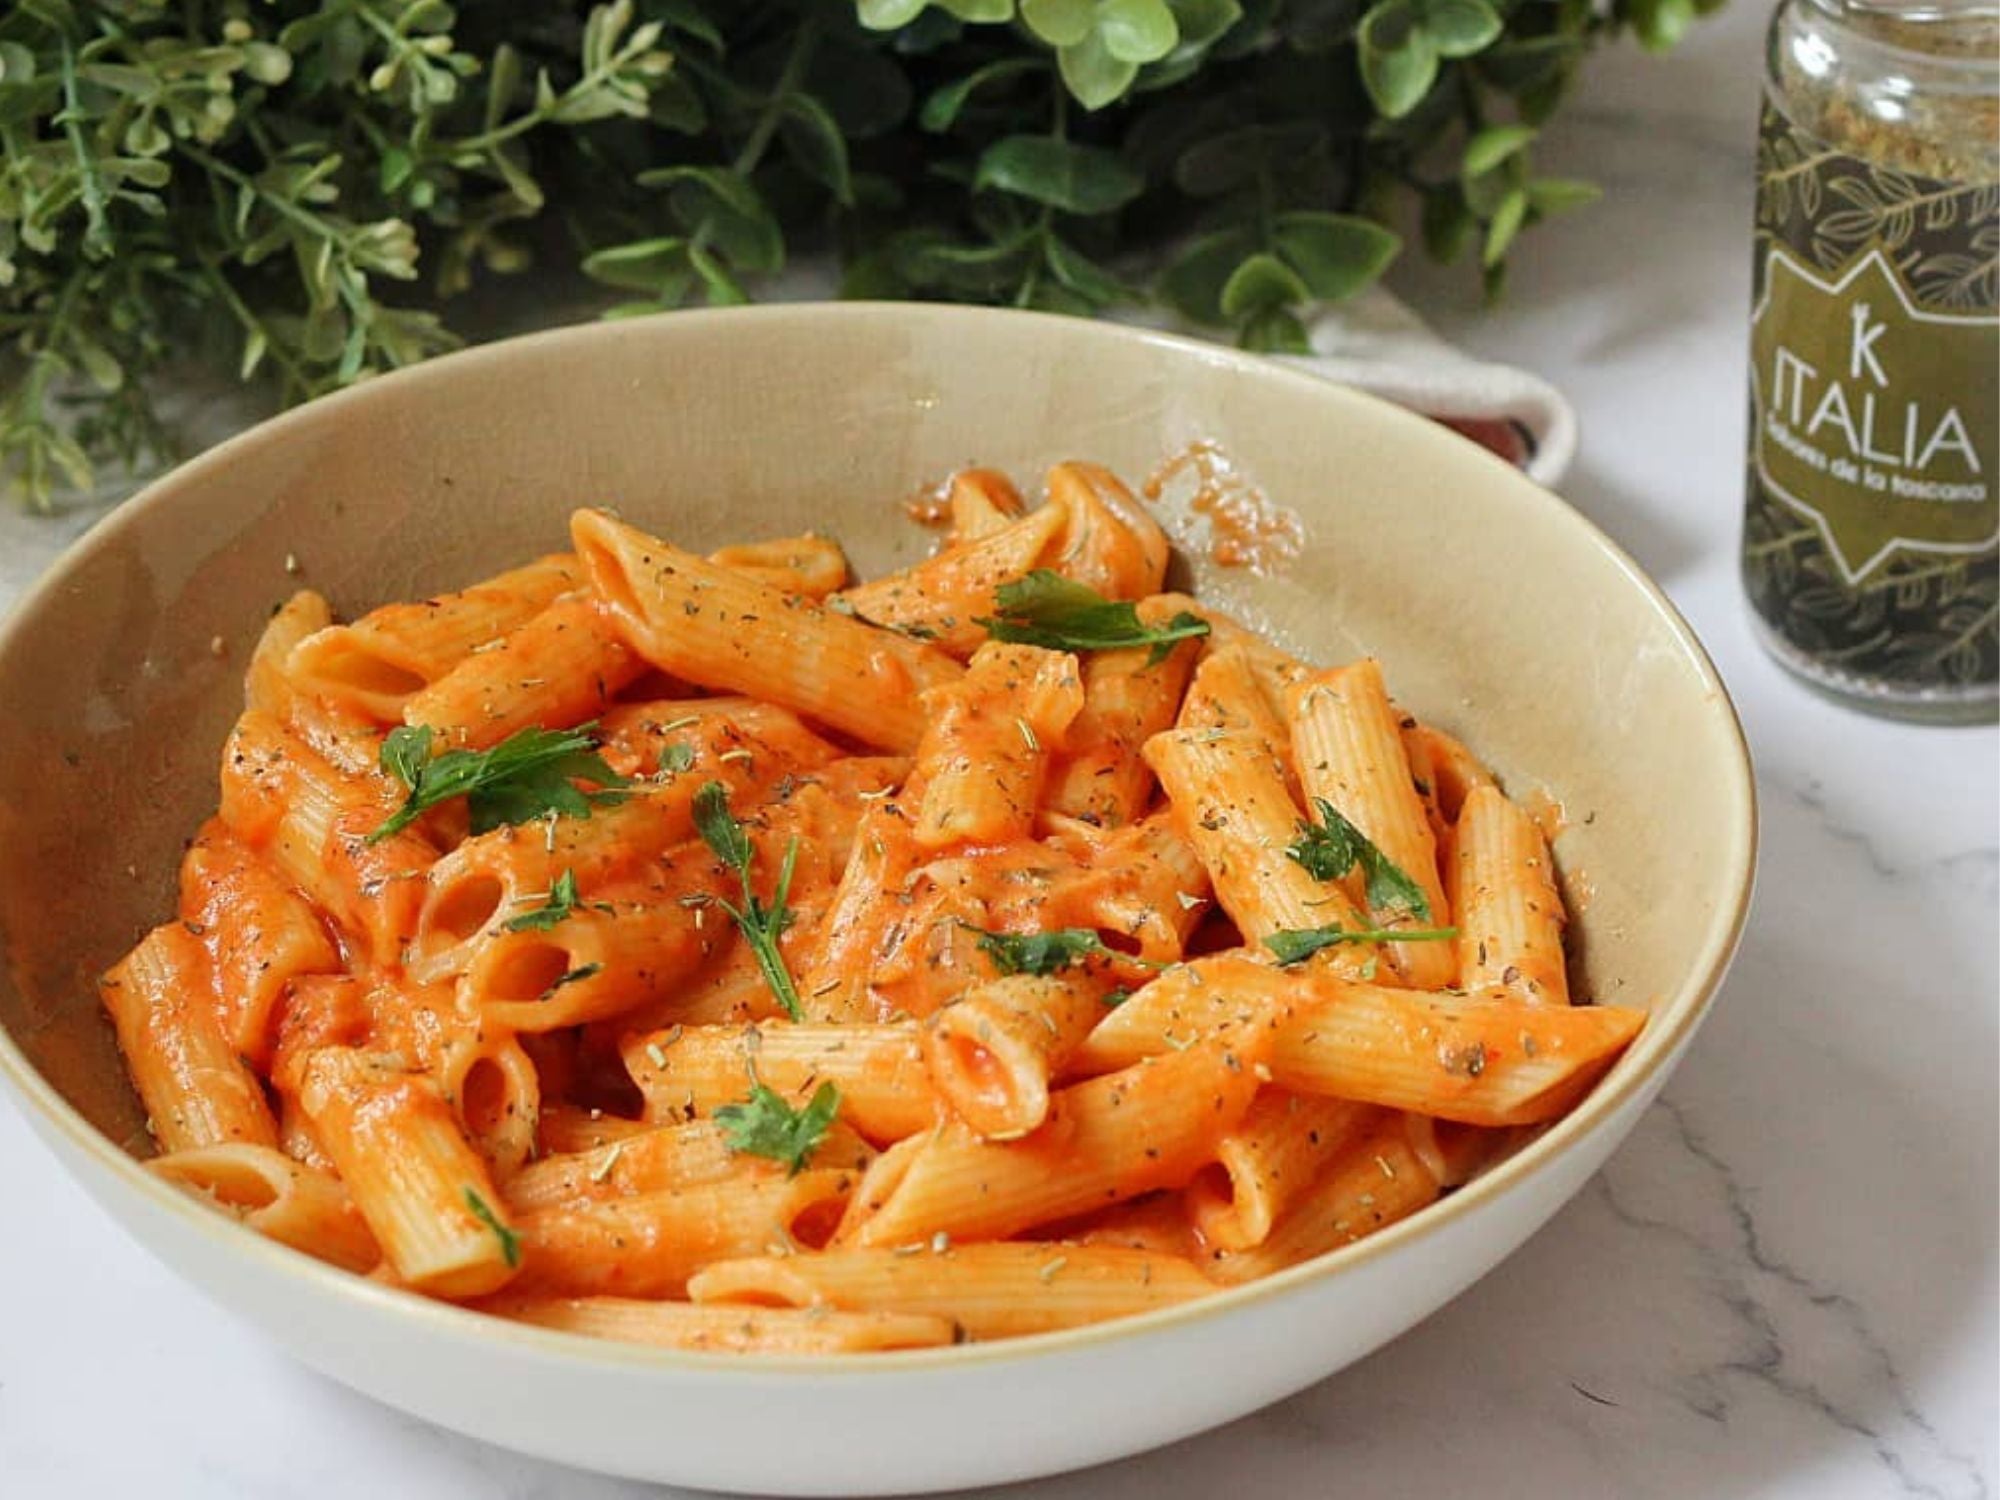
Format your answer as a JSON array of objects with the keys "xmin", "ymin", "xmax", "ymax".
[{"xmin": 0, "ymin": 0, "xmax": 1709, "ymax": 510}]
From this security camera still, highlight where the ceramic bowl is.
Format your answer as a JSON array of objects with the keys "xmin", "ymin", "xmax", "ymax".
[{"xmin": 0, "ymin": 304, "xmax": 1754, "ymax": 1494}]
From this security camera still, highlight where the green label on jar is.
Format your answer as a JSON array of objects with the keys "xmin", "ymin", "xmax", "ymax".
[
  {"xmin": 1745, "ymin": 100, "xmax": 1998, "ymax": 694},
  {"xmin": 1752, "ymin": 243, "xmax": 1996, "ymax": 580}
]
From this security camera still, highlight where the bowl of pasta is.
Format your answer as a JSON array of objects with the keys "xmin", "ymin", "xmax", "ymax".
[{"xmin": 0, "ymin": 303, "xmax": 1754, "ymax": 1494}]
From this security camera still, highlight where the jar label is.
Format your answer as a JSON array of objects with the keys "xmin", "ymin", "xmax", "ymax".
[{"xmin": 1744, "ymin": 99, "xmax": 1998, "ymax": 691}]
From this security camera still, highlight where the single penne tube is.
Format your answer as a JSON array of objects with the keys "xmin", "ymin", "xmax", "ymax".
[
  {"xmin": 922, "ymin": 972, "xmax": 1112, "ymax": 1139},
  {"xmin": 246, "ymin": 588, "xmax": 334, "ymax": 716},
  {"xmin": 572, "ymin": 508, "xmax": 962, "ymax": 752},
  {"xmin": 834, "ymin": 501, "xmax": 1070, "ymax": 659},
  {"xmin": 1451, "ymin": 783, "xmax": 1569, "ymax": 1005},
  {"xmin": 1058, "ymin": 1191, "xmax": 1202, "ymax": 1259},
  {"xmin": 840, "ymin": 1032, "xmax": 1270, "ymax": 1248},
  {"xmin": 945, "ymin": 468, "xmax": 1026, "ymax": 543},
  {"xmin": 1179, "ymin": 647, "xmax": 1298, "ymax": 793},
  {"xmin": 402, "ymin": 593, "xmax": 644, "ymax": 751},
  {"xmin": 219, "ymin": 710, "xmax": 434, "ymax": 969},
  {"xmin": 1075, "ymin": 955, "xmax": 1645, "ymax": 1128},
  {"xmin": 537, "ymin": 1105, "xmax": 654, "ymax": 1157},
  {"xmin": 148, "ymin": 1142, "xmax": 380, "ymax": 1273},
  {"xmin": 434, "ymin": 1027, "xmax": 542, "ymax": 1181},
  {"xmin": 178, "ymin": 820, "xmax": 341, "ymax": 1068},
  {"xmin": 1404, "ymin": 721, "xmax": 1495, "ymax": 822},
  {"xmin": 689, "ymin": 1242, "xmax": 1212, "ymax": 1340},
  {"xmin": 911, "ymin": 643, "xmax": 1084, "ymax": 851},
  {"xmin": 1144, "ymin": 728, "xmax": 1377, "ymax": 975},
  {"xmin": 1288, "ymin": 660, "xmax": 1454, "ymax": 988},
  {"xmin": 99, "ymin": 924, "xmax": 279, "ymax": 1153},
  {"xmin": 1044, "ymin": 604, "xmax": 1202, "ymax": 828},
  {"xmin": 1040, "ymin": 462, "xmax": 1170, "ymax": 601},
  {"xmin": 505, "ymin": 1118, "xmax": 877, "ymax": 1214},
  {"xmin": 458, "ymin": 879, "xmax": 724, "ymax": 1033},
  {"xmin": 1183, "ymin": 1094, "xmax": 1382, "ymax": 1253},
  {"xmin": 1049, "ymin": 813, "xmax": 1213, "ymax": 965},
  {"xmin": 509, "ymin": 1168, "xmax": 859, "ymax": 1298},
  {"xmin": 296, "ymin": 1046, "xmax": 520, "ymax": 1298},
  {"xmin": 596, "ymin": 697, "xmax": 842, "ymax": 782},
  {"xmin": 622, "ymin": 1022, "xmax": 940, "ymax": 1143},
  {"xmin": 1202, "ymin": 1112, "xmax": 1443, "ymax": 1284},
  {"xmin": 795, "ymin": 799, "xmax": 921, "ymax": 1024},
  {"xmin": 1149, "ymin": 592, "xmax": 1311, "ymax": 706},
  {"xmin": 707, "ymin": 533, "xmax": 850, "ymax": 599},
  {"xmin": 286, "ymin": 553, "xmax": 585, "ymax": 721},
  {"xmin": 481, "ymin": 1294, "xmax": 956, "ymax": 1352}
]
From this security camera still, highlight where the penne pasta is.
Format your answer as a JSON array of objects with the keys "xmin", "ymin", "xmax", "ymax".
[
  {"xmin": 922, "ymin": 971, "xmax": 1113, "ymax": 1139},
  {"xmin": 623, "ymin": 1022, "xmax": 940, "ymax": 1143},
  {"xmin": 1076, "ymin": 953, "xmax": 1644, "ymax": 1127},
  {"xmin": 482, "ymin": 1294, "xmax": 955, "ymax": 1352},
  {"xmin": 98, "ymin": 924, "xmax": 278, "ymax": 1154},
  {"xmin": 573, "ymin": 509, "xmax": 962, "ymax": 752},
  {"xmin": 1144, "ymin": 727, "xmax": 1377, "ymax": 976},
  {"xmin": 296, "ymin": 1046, "xmax": 520, "ymax": 1297},
  {"xmin": 1288, "ymin": 660, "xmax": 1454, "ymax": 988},
  {"xmin": 402, "ymin": 593, "xmax": 644, "ymax": 751},
  {"xmin": 149, "ymin": 1142, "xmax": 380, "ymax": 1273},
  {"xmin": 835, "ymin": 502, "xmax": 1070, "ymax": 659},
  {"xmin": 1451, "ymin": 783, "xmax": 1570, "ymax": 1005},
  {"xmin": 911, "ymin": 643, "xmax": 1083, "ymax": 851},
  {"xmin": 101, "ymin": 479, "xmax": 1627, "ymax": 1353},
  {"xmin": 840, "ymin": 1033, "xmax": 1270, "ymax": 1248},
  {"xmin": 690, "ymin": 1242, "xmax": 1213, "ymax": 1340},
  {"xmin": 286, "ymin": 553, "xmax": 584, "ymax": 721}
]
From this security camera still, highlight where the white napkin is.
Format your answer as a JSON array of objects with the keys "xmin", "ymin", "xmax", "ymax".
[{"xmin": 1145, "ymin": 286, "xmax": 1576, "ymax": 488}]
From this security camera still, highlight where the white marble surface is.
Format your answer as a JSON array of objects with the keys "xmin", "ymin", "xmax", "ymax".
[{"xmin": 3, "ymin": 3, "xmax": 1995, "ymax": 1496}]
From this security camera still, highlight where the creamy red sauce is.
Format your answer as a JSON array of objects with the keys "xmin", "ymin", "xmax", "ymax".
[{"xmin": 1142, "ymin": 441, "xmax": 1304, "ymax": 575}]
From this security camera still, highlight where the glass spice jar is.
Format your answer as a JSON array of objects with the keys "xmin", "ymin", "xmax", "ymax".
[{"xmin": 1743, "ymin": 0, "xmax": 1998, "ymax": 723}]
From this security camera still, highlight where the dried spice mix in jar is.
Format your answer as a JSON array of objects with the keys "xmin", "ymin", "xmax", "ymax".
[{"xmin": 1744, "ymin": 0, "xmax": 1998, "ymax": 722}]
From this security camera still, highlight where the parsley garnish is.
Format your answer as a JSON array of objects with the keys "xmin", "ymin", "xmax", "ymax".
[
  {"xmin": 658, "ymin": 742, "xmax": 696, "ymax": 775},
  {"xmin": 692, "ymin": 781, "xmax": 805, "ymax": 1021},
  {"xmin": 370, "ymin": 723, "xmax": 630, "ymax": 843},
  {"xmin": 715, "ymin": 1080, "xmax": 841, "ymax": 1176},
  {"xmin": 504, "ymin": 869, "xmax": 581, "ymax": 932},
  {"xmin": 463, "ymin": 1187, "xmax": 521, "ymax": 1268},
  {"xmin": 967, "ymin": 925, "xmax": 1119, "ymax": 977},
  {"xmin": 540, "ymin": 961, "xmax": 602, "ymax": 997},
  {"xmin": 1287, "ymin": 797, "xmax": 1434, "ymax": 921},
  {"xmin": 1264, "ymin": 922, "xmax": 1457, "ymax": 966},
  {"xmin": 978, "ymin": 571, "xmax": 1209, "ymax": 665}
]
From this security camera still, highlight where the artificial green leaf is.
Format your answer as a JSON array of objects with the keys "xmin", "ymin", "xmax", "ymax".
[
  {"xmin": 1043, "ymin": 235, "xmax": 1135, "ymax": 304},
  {"xmin": 1629, "ymin": 0, "xmax": 1697, "ymax": 52},
  {"xmin": 780, "ymin": 94, "xmax": 854, "ymax": 205},
  {"xmin": 1483, "ymin": 185, "xmax": 1528, "ymax": 265},
  {"xmin": 1422, "ymin": 0, "xmax": 1502, "ymax": 56},
  {"xmin": 1166, "ymin": 0, "xmax": 1247, "ymax": 51},
  {"xmin": 919, "ymin": 57, "xmax": 1044, "ymax": 131},
  {"xmin": 1461, "ymin": 123, "xmax": 1536, "ymax": 179},
  {"xmin": 1421, "ymin": 186, "xmax": 1475, "ymax": 263},
  {"xmin": 1357, "ymin": 0, "xmax": 1437, "ymax": 119},
  {"xmin": 1099, "ymin": 0, "xmax": 1181, "ymax": 62},
  {"xmin": 1057, "ymin": 30, "xmax": 1141, "ymax": 109},
  {"xmin": 1021, "ymin": 0, "xmax": 1097, "ymax": 46},
  {"xmin": 857, "ymin": 0, "xmax": 930, "ymax": 25},
  {"xmin": 1282, "ymin": 0, "xmax": 1364, "ymax": 49},
  {"xmin": 1238, "ymin": 304, "xmax": 1312, "ymax": 354},
  {"xmin": 974, "ymin": 136, "xmax": 1145, "ymax": 214},
  {"xmin": 1527, "ymin": 177, "xmax": 1601, "ymax": 213},
  {"xmin": 581, "ymin": 236, "xmax": 692, "ymax": 296},
  {"xmin": 1218, "ymin": 251, "xmax": 1309, "ymax": 319},
  {"xmin": 1158, "ymin": 228, "xmax": 1254, "ymax": 324},
  {"xmin": 1271, "ymin": 211, "xmax": 1400, "ymax": 301}
]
